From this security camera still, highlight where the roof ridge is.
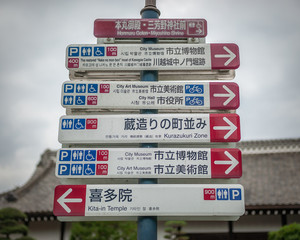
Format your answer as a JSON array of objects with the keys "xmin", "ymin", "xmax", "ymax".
[
  {"xmin": 7, "ymin": 150, "xmax": 56, "ymax": 200},
  {"xmin": 238, "ymin": 138, "xmax": 300, "ymax": 154},
  {"xmin": 241, "ymin": 145, "xmax": 300, "ymax": 155}
]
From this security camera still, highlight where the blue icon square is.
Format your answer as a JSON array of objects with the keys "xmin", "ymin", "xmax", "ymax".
[
  {"xmin": 185, "ymin": 84, "xmax": 204, "ymax": 94},
  {"xmin": 68, "ymin": 47, "xmax": 79, "ymax": 57},
  {"xmin": 64, "ymin": 83, "xmax": 74, "ymax": 93},
  {"xmin": 71, "ymin": 150, "xmax": 84, "ymax": 161},
  {"xmin": 57, "ymin": 164, "xmax": 70, "ymax": 175},
  {"xmin": 81, "ymin": 47, "xmax": 92, "ymax": 56},
  {"xmin": 61, "ymin": 119, "xmax": 73, "ymax": 129},
  {"xmin": 59, "ymin": 150, "xmax": 71, "ymax": 161},
  {"xmin": 216, "ymin": 188, "xmax": 229, "ymax": 200},
  {"xmin": 84, "ymin": 150, "xmax": 96, "ymax": 161},
  {"xmin": 75, "ymin": 96, "xmax": 86, "ymax": 105},
  {"xmin": 94, "ymin": 47, "xmax": 105, "ymax": 56},
  {"xmin": 84, "ymin": 164, "xmax": 96, "ymax": 175},
  {"xmin": 88, "ymin": 84, "xmax": 98, "ymax": 93},
  {"xmin": 185, "ymin": 96, "xmax": 204, "ymax": 106},
  {"xmin": 63, "ymin": 96, "xmax": 74, "ymax": 105},
  {"xmin": 74, "ymin": 119, "xmax": 85, "ymax": 130},
  {"xmin": 70, "ymin": 164, "xmax": 83, "ymax": 175},
  {"xmin": 76, "ymin": 84, "xmax": 86, "ymax": 93},
  {"xmin": 230, "ymin": 189, "xmax": 242, "ymax": 200}
]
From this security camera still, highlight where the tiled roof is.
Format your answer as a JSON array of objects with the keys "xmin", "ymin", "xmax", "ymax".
[
  {"xmin": 0, "ymin": 150, "xmax": 59, "ymax": 214},
  {"xmin": 239, "ymin": 151, "xmax": 300, "ymax": 207},
  {"xmin": 237, "ymin": 138, "xmax": 300, "ymax": 155},
  {"xmin": 237, "ymin": 138, "xmax": 300, "ymax": 208},
  {"xmin": 0, "ymin": 138, "xmax": 299, "ymax": 215}
]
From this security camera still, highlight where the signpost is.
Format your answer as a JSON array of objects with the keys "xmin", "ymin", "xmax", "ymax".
[
  {"xmin": 56, "ymin": 148, "xmax": 242, "ymax": 179},
  {"xmin": 66, "ymin": 43, "xmax": 239, "ymax": 71},
  {"xmin": 61, "ymin": 81, "xmax": 240, "ymax": 110},
  {"xmin": 54, "ymin": 1, "xmax": 244, "ymax": 239},
  {"xmin": 58, "ymin": 113, "xmax": 241, "ymax": 144},
  {"xmin": 94, "ymin": 19, "xmax": 207, "ymax": 38},
  {"xmin": 53, "ymin": 184, "xmax": 245, "ymax": 220}
]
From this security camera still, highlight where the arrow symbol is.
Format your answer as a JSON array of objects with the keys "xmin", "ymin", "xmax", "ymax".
[
  {"xmin": 57, "ymin": 188, "xmax": 83, "ymax": 213},
  {"xmin": 214, "ymin": 151, "xmax": 239, "ymax": 174},
  {"xmin": 213, "ymin": 85, "xmax": 236, "ymax": 106},
  {"xmin": 214, "ymin": 46, "xmax": 236, "ymax": 66},
  {"xmin": 213, "ymin": 117, "xmax": 237, "ymax": 139}
]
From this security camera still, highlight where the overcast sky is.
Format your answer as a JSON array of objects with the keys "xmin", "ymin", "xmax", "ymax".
[{"xmin": 0, "ymin": 0, "xmax": 299, "ymax": 192}]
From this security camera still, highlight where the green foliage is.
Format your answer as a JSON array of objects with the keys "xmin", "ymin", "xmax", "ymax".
[
  {"xmin": 70, "ymin": 221, "xmax": 137, "ymax": 240},
  {"xmin": 164, "ymin": 221, "xmax": 189, "ymax": 240},
  {"xmin": 0, "ymin": 208, "xmax": 35, "ymax": 240},
  {"xmin": 268, "ymin": 223, "xmax": 300, "ymax": 240},
  {"xmin": 0, "ymin": 224, "xmax": 28, "ymax": 236},
  {"xmin": 0, "ymin": 209, "xmax": 26, "ymax": 221}
]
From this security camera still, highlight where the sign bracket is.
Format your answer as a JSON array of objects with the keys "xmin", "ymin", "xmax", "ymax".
[{"xmin": 69, "ymin": 69, "xmax": 236, "ymax": 81}]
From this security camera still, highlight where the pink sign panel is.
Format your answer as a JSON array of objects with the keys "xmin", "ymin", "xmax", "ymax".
[
  {"xmin": 54, "ymin": 185, "xmax": 86, "ymax": 216},
  {"xmin": 210, "ymin": 114, "xmax": 241, "ymax": 142},
  {"xmin": 94, "ymin": 19, "xmax": 207, "ymax": 38},
  {"xmin": 210, "ymin": 44, "xmax": 240, "ymax": 70},
  {"xmin": 209, "ymin": 82, "xmax": 240, "ymax": 110},
  {"xmin": 211, "ymin": 148, "xmax": 242, "ymax": 178}
]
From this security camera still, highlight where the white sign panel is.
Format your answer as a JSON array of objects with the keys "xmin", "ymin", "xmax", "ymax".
[
  {"xmin": 61, "ymin": 81, "xmax": 240, "ymax": 110},
  {"xmin": 56, "ymin": 148, "xmax": 242, "ymax": 179},
  {"xmin": 66, "ymin": 43, "xmax": 240, "ymax": 71},
  {"xmin": 54, "ymin": 184, "xmax": 245, "ymax": 220},
  {"xmin": 58, "ymin": 113, "xmax": 241, "ymax": 144}
]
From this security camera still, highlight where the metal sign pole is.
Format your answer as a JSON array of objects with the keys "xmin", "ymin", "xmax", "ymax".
[{"xmin": 138, "ymin": 1, "xmax": 160, "ymax": 240}]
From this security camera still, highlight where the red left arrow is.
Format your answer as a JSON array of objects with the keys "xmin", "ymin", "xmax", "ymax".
[{"xmin": 53, "ymin": 185, "xmax": 86, "ymax": 216}]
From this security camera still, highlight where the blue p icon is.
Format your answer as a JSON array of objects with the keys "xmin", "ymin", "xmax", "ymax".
[
  {"xmin": 58, "ymin": 164, "xmax": 70, "ymax": 175},
  {"xmin": 230, "ymin": 188, "xmax": 242, "ymax": 200},
  {"xmin": 59, "ymin": 150, "xmax": 71, "ymax": 161},
  {"xmin": 68, "ymin": 47, "xmax": 79, "ymax": 56},
  {"xmin": 64, "ymin": 84, "xmax": 74, "ymax": 93}
]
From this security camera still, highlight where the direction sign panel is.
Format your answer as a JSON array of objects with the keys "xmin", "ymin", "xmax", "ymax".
[
  {"xmin": 66, "ymin": 43, "xmax": 239, "ymax": 71},
  {"xmin": 94, "ymin": 19, "xmax": 207, "ymax": 38},
  {"xmin": 58, "ymin": 113, "xmax": 241, "ymax": 144},
  {"xmin": 61, "ymin": 81, "xmax": 239, "ymax": 110},
  {"xmin": 56, "ymin": 148, "xmax": 242, "ymax": 179},
  {"xmin": 53, "ymin": 184, "xmax": 245, "ymax": 220}
]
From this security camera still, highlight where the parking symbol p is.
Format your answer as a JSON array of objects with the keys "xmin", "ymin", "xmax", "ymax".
[
  {"xmin": 64, "ymin": 84, "xmax": 74, "ymax": 93},
  {"xmin": 58, "ymin": 164, "xmax": 70, "ymax": 175},
  {"xmin": 59, "ymin": 150, "xmax": 71, "ymax": 161},
  {"xmin": 230, "ymin": 188, "xmax": 242, "ymax": 200},
  {"xmin": 68, "ymin": 47, "xmax": 79, "ymax": 56}
]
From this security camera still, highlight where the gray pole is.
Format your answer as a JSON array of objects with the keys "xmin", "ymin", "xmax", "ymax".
[{"xmin": 138, "ymin": 1, "xmax": 160, "ymax": 240}]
